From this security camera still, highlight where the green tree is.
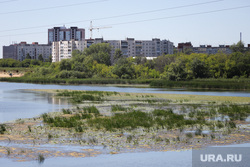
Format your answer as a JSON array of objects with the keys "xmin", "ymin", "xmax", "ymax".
[
  {"xmin": 25, "ymin": 53, "xmax": 31, "ymax": 59},
  {"xmin": 84, "ymin": 43, "xmax": 111, "ymax": 66},
  {"xmin": 231, "ymin": 41, "xmax": 245, "ymax": 53},
  {"xmin": 166, "ymin": 60, "xmax": 189, "ymax": 81},
  {"xmin": 60, "ymin": 59, "xmax": 72, "ymax": 71},
  {"xmin": 21, "ymin": 59, "xmax": 31, "ymax": 67},
  {"xmin": 112, "ymin": 58, "xmax": 135, "ymax": 79},
  {"xmin": 72, "ymin": 62, "xmax": 84, "ymax": 72},
  {"xmin": 38, "ymin": 54, "xmax": 44, "ymax": 62},
  {"xmin": 113, "ymin": 49, "xmax": 123, "ymax": 63},
  {"xmin": 190, "ymin": 58, "xmax": 209, "ymax": 78}
]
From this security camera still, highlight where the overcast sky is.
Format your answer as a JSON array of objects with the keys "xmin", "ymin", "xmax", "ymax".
[{"xmin": 0, "ymin": 0, "xmax": 250, "ymax": 58}]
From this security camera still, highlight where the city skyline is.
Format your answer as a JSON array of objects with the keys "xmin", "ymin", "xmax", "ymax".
[{"xmin": 0, "ymin": 0, "xmax": 250, "ymax": 58}]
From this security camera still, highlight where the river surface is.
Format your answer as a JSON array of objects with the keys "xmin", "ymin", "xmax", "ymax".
[
  {"xmin": 0, "ymin": 82, "xmax": 250, "ymax": 167},
  {"xmin": 0, "ymin": 143, "xmax": 249, "ymax": 167},
  {"xmin": 0, "ymin": 82, "xmax": 250, "ymax": 123}
]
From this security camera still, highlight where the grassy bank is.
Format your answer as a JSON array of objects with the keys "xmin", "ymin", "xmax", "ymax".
[
  {"xmin": 150, "ymin": 78, "xmax": 250, "ymax": 90},
  {"xmin": 0, "ymin": 77, "xmax": 153, "ymax": 85}
]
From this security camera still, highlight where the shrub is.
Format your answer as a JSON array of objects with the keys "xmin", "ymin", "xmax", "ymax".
[{"xmin": 0, "ymin": 124, "xmax": 7, "ymax": 134}]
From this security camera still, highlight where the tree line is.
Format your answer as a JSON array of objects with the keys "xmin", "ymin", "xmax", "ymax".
[{"xmin": 1, "ymin": 42, "xmax": 250, "ymax": 81}]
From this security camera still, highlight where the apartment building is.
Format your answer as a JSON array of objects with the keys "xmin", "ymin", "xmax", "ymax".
[
  {"xmin": 52, "ymin": 40, "xmax": 85, "ymax": 62},
  {"xmin": 48, "ymin": 26, "xmax": 85, "ymax": 44},
  {"xmin": 3, "ymin": 42, "xmax": 51, "ymax": 61},
  {"xmin": 193, "ymin": 45, "xmax": 232, "ymax": 54},
  {"xmin": 177, "ymin": 42, "xmax": 233, "ymax": 54},
  {"xmin": 87, "ymin": 38, "xmax": 173, "ymax": 58}
]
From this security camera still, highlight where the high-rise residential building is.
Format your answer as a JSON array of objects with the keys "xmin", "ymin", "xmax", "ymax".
[
  {"xmin": 48, "ymin": 26, "xmax": 85, "ymax": 44},
  {"xmin": 52, "ymin": 40, "xmax": 85, "ymax": 62},
  {"xmin": 3, "ymin": 42, "xmax": 51, "ymax": 61}
]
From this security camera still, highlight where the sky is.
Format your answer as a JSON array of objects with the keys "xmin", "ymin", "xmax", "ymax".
[{"xmin": 0, "ymin": 0, "xmax": 250, "ymax": 58}]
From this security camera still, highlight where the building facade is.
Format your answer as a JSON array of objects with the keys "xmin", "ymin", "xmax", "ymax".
[
  {"xmin": 48, "ymin": 26, "xmax": 85, "ymax": 44},
  {"xmin": 193, "ymin": 45, "xmax": 232, "ymax": 54},
  {"xmin": 52, "ymin": 38, "xmax": 174, "ymax": 62},
  {"xmin": 52, "ymin": 40, "xmax": 85, "ymax": 62},
  {"xmin": 3, "ymin": 42, "xmax": 51, "ymax": 61},
  {"xmin": 96, "ymin": 38, "xmax": 174, "ymax": 58},
  {"xmin": 177, "ymin": 42, "xmax": 233, "ymax": 54},
  {"xmin": 3, "ymin": 45, "xmax": 17, "ymax": 60}
]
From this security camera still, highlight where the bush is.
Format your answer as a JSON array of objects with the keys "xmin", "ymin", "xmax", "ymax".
[{"xmin": 0, "ymin": 124, "xmax": 7, "ymax": 134}]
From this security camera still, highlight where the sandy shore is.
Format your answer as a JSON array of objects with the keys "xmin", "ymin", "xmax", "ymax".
[{"xmin": 0, "ymin": 73, "xmax": 24, "ymax": 78}]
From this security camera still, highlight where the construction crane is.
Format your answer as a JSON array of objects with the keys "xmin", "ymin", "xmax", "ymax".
[{"xmin": 89, "ymin": 21, "xmax": 111, "ymax": 39}]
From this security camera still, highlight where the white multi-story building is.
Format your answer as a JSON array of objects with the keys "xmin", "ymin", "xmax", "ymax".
[
  {"xmin": 52, "ymin": 40, "xmax": 85, "ymax": 62},
  {"xmin": 3, "ymin": 42, "xmax": 51, "ymax": 61}
]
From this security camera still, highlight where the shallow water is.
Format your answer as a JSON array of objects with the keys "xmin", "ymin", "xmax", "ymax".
[
  {"xmin": 0, "ymin": 82, "xmax": 250, "ymax": 166},
  {"xmin": 0, "ymin": 143, "xmax": 250, "ymax": 167},
  {"xmin": 1, "ymin": 82, "xmax": 250, "ymax": 123}
]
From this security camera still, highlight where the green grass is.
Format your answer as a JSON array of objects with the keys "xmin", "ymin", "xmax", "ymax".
[
  {"xmin": 217, "ymin": 105, "xmax": 250, "ymax": 121},
  {"xmin": 111, "ymin": 105, "xmax": 129, "ymax": 112},
  {"xmin": 0, "ymin": 77, "xmax": 153, "ymax": 85},
  {"xmin": 150, "ymin": 78, "xmax": 250, "ymax": 90}
]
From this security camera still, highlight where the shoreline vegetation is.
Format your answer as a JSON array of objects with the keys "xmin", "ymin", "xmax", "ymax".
[
  {"xmin": 0, "ymin": 77, "xmax": 250, "ymax": 90},
  {"xmin": 0, "ymin": 89, "xmax": 250, "ymax": 162},
  {"xmin": 0, "ymin": 42, "xmax": 250, "ymax": 90}
]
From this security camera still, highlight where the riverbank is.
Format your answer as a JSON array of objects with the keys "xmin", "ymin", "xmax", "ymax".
[
  {"xmin": 0, "ymin": 89, "xmax": 249, "ymax": 162},
  {"xmin": 1, "ymin": 77, "xmax": 250, "ymax": 90},
  {"xmin": 0, "ymin": 73, "xmax": 24, "ymax": 78}
]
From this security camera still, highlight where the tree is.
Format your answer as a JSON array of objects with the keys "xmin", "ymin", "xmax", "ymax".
[
  {"xmin": 166, "ymin": 60, "xmax": 189, "ymax": 81},
  {"xmin": 113, "ymin": 49, "xmax": 123, "ymax": 63},
  {"xmin": 190, "ymin": 58, "xmax": 209, "ymax": 78},
  {"xmin": 154, "ymin": 55, "xmax": 175, "ymax": 73},
  {"xmin": 25, "ymin": 53, "xmax": 31, "ymax": 59},
  {"xmin": 38, "ymin": 54, "xmax": 44, "ymax": 62},
  {"xmin": 112, "ymin": 58, "xmax": 135, "ymax": 79},
  {"xmin": 60, "ymin": 59, "xmax": 72, "ymax": 71},
  {"xmin": 183, "ymin": 48, "xmax": 193, "ymax": 55},
  {"xmin": 231, "ymin": 41, "xmax": 245, "ymax": 53},
  {"xmin": 134, "ymin": 56, "xmax": 147, "ymax": 65},
  {"xmin": 84, "ymin": 43, "xmax": 111, "ymax": 66},
  {"xmin": 49, "ymin": 55, "xmax": 52, "ymax": 62}
]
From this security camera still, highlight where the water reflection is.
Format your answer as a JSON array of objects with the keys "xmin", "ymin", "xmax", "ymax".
[{"xmin": 0, "ymin": 89, "xmax": 70, "ymax": 123}]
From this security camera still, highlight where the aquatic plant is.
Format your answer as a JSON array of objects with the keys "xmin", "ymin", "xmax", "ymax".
[
  {"xmin": 111, "ymin": 105, "xmax": 128, "ymax": 112},
  {"xmin": 37, "ymin": 154, "xmax": 45, "ymax": 164},
  {"xmin": 0, "ymin": 124, "xmax": 6, "ymax": 134},
  {"xmin": 28, "ymin": 125, "xmax": 32, "ymax": 132},
  {"xmin": 185, "ymin": 132, "xmax": 193, "ymax": 139},
  {"xmin": 126, "ymin": 135, "xmax": 133, "ymax": 143},
  {"xmin": 217, "ymin": 105, "xmax": 250, "ymax": 121}
]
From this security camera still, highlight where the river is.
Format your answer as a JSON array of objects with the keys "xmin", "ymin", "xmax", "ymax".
[{"xmin": 0, "ymin": 82, "xmax": 250, "ymax": 167}]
